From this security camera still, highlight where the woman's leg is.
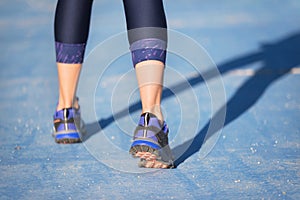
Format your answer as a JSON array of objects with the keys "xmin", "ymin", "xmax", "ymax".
[
  {"xmin": 135, "ymin": 60, "xmax": 165, "ymax": 121},
  {"xmin": 56, "ymin": 63, "xmax": 81, "ymax": 110},
  {"xmin": 123, "ymin": 0, "xmax": 173, "ymax": 168},
  {"xmin": 53, "ymin": 0, "xmax": 93, "ymax": 143},
  {"xmin": 123, "ymin": 0, "xmax": 168, "ymax": 122},
  {"xmin": 54, "ymin": 0, "xmax": 93, "ymax": 110}
]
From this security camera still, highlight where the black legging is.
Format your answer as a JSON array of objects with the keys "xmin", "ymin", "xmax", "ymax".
[{"xmin": 54, "ymin": 0, "xmax": 167, "ymax": 65}]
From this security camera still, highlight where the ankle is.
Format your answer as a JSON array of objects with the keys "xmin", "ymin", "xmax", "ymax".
[
  {"xmin": 57, "ymin": 98, "xmax": 79, "ymax": 111},
  {"xmin": 142, "ymin": 106, "xmax": 164, "ymax": 123},
  {"xmin": 57, "ymin": 104, "xmax": 71, "ymax": 111}
]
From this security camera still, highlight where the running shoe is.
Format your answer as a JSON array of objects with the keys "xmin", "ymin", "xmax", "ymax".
[
  {"xmin": 53, "ymin": 107, "xmax": 84, "ymax": 144},
  {"xmin": 129, "ymin": 112, "xmax": 174, "ymax": 168}
]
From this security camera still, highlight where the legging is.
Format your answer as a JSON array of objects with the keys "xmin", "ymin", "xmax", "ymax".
[{"xmin": 54, "ymin": 0, "xmax": 167, "ymax": 66}]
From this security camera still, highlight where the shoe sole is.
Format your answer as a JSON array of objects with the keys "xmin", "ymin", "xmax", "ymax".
[
  {"xmin": 53, "ymin": 120, "xmax": 85, "ymax": 144},
  {"xmin": 130, "ymin": 144, "xmax": 174, "ymax": 169},
  {"xmin": 53, "ymin": 132, "xmax": 81, "ymax": 144},
  {"xmin": 55, "ymin": 137, "xmax": 81, "ymax": 144}
]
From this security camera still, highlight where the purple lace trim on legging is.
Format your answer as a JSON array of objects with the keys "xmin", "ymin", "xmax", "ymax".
[
  {"xmin": 130, "ymin": 38, "xmax": 167, "ymax": 66},
  {"xmin": 55, "ymin": 42, "xmax": 86, "ymax": 64}
]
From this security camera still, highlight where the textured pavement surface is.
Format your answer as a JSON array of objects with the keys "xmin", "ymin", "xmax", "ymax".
[{"xmin": 0, "ymin": 1, "xmax": 299, "ymax": 199}]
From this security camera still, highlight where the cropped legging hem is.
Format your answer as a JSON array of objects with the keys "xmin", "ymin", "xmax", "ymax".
[{"xmin": 54, "ymin": 0, "xmax": 168, "ymax": 66}]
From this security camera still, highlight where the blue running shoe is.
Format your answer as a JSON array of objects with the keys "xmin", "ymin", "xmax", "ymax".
[
  {"xmin": 129, "ymin": 112, "xmax": 174, "ymax": 168},
  {"xmin": 53, "ymin": 107, "xmax": 84, "ymax": 144}
]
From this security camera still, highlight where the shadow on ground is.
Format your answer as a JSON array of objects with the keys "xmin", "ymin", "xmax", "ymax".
[{"xmin": 83, "ymin": 32, "xmax": 300, "ymax": 167}]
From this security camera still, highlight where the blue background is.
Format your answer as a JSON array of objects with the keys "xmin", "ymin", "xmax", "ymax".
[{"xmin": 0, "ymin": 0, "xmax": 299, "ymax": 199}]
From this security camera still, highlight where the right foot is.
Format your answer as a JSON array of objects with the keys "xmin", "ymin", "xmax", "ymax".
[
  {"xmin": 53, "ymin": 107, "xmax": 84, "ymax": 144},
  {"xmin": 129, "ymin": 112, "xmax": 174, "ymax": 168}
]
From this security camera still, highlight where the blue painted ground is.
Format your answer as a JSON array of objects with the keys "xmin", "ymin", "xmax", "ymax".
[{"xmin": 0, "ymin": 0, "xmax": 299, "ymax": 199}]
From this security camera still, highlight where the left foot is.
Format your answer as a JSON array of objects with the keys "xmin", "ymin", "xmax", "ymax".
[
  {"xmin": 129, "ymin": 112, "xmax": 174, "ymax": 168},
  {"xmin": 53, "ymin": 107, "xmax": 84, "ymax": 144}
]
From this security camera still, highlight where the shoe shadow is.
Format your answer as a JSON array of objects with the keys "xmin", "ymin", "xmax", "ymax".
[{"xmin": 83, "ymin": 32, "xmax": 300, "ymax": 167}]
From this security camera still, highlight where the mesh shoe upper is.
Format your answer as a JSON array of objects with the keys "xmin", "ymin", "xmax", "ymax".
[
  {"xmin": 132, "ymin": 112, "xmax": 169, "ymax": 149},
  {"xmin": 52, "ymin": 107, "xmax": 83, "ymax": 144}
]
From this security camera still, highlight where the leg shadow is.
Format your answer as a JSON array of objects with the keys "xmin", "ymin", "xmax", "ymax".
[
  {"xmin": 82, "ymin": 32, "xmax": 300, "ymax": 168},
  {"xmin": 173, "ymin": 32, "xmax": 300, "ymax": 167}
]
